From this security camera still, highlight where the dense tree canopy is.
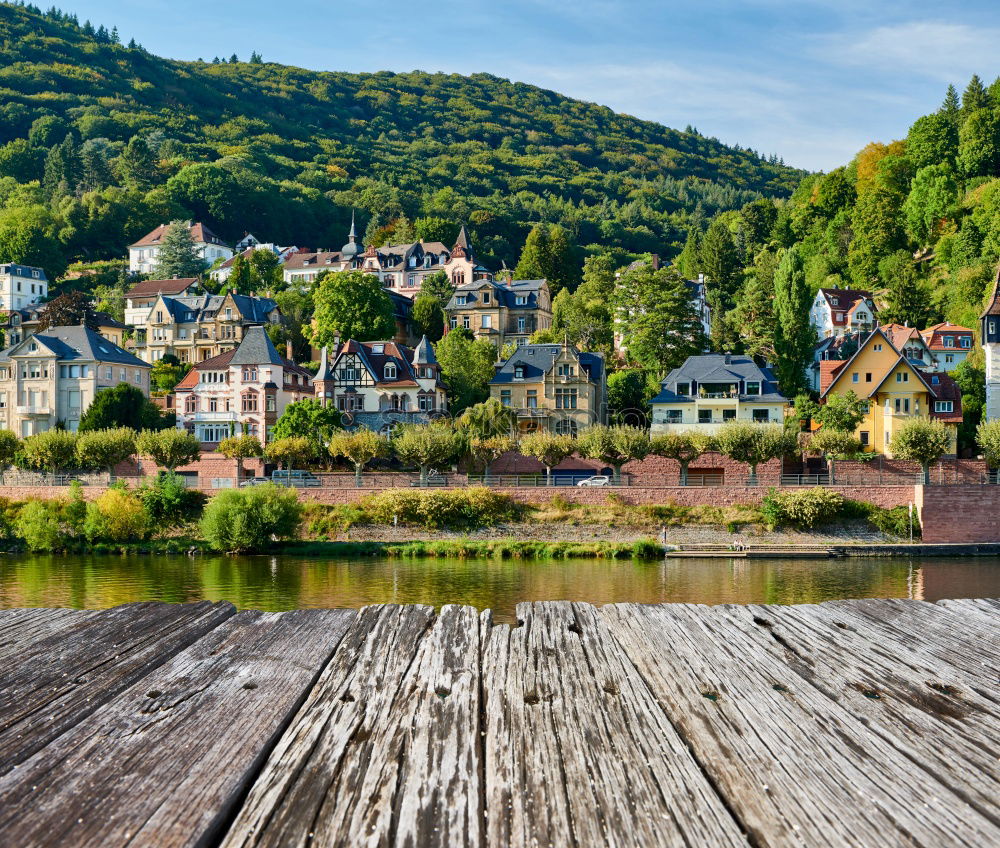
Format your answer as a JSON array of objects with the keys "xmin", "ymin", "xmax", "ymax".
[{"xmin": 0, "ymin": 2, "xmax": 800, "ymax": 288}]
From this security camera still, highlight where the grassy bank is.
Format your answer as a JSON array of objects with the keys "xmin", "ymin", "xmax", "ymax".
[{"xmin": 285, "ymin": 538, "xmax": 666, "ymax": 560}]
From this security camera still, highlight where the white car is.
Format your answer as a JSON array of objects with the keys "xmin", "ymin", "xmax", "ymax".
[{"xmin": 577, "ymin": 475, "xmax": 611, "ymax": 487}]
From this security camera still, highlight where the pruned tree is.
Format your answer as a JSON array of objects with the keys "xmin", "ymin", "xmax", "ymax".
[
  {"xmin": 328, "ymin": 429, "xmax": 388, "ymax": 487},
  {"xmin": 715, "ymin": 421, "xmax": 797, "ymax": 485},
  {"xmin": 76, "ymin": 427, "xmax": 137, "ymax": 478},
  {"xmin": 890, "ymin": 418, "xmax": 952, "ymax": 484},
  {"xmin": 136, "ymin": 428, "xmax": 201, "ymax": 473},
  {"xmin": 518, "ymin": 431, "xmax": 576, "ymax": 485},
  {"xmin": 649, "ymin": 430, "xmax": 714, "ymax": 486},
  {"xmin": 576, "ymin": 424, "xmax": 651, "ymax": 484},
  {"xmin": 391, "ymin": 422, "xmax": 465, "ymax": 485},
  {"xmin": 217, "ymin": 434, "xmax": 263, "ymax": 481}
]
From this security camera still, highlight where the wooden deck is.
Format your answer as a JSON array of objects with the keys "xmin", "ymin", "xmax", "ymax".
[{"xmin": 0, "ymin": 598, "xmax": 997, "ymax": 847}]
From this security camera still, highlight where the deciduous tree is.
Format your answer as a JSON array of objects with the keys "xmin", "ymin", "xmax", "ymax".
[
  {"xmin": 328, "ymin": 429, "xmax": 388, "ymax": 486},
  {"xmin": 136, "ymin": 428, "xmax": 201, "ymax": 472},
  {"xmin": 890, "ymin": 418, "xmax": 951, "ymax": 483},
  {"xmin": 392, "ymin": 422, "xmax": 465, "ymax": 485},
  {"xmin": 649, "ymin": 430, "xmax": 714, "ymax": 485},
  {"xmin": 576, "ymin": 424, "xmax": 650, "ymax": 483},
  {"xmin": 519, "ymin": 431, "xmax": 576, "ymax": 485},
  {"xmin": 310, "ymin": 270, "xmax": 395, "ymax": 347}
]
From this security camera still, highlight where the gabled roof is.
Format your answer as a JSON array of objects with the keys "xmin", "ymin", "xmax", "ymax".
[
  {"xmin": 820, "ymin": 326, "xmax": 895, "ymax": 399},
  {"xmin": 0, "ymin": 325, "xmax": 148, "ymax": 367},
  {"xmin": 129, "ymin": 222, "xmax": 227, "ymax": 249},
  {"xmin": 283, "ymin": 250, "xmax": 350, "ymax": 270},
  {"xmin": 125, "ymin": 278, "xmax": 199, "ymax": 298},
  {"xmin": 229, "ymin": 326, "xmax": 284, "ymax": 366},
  {"xmin": 333, "ymin": 339, "xmax": 423, "ymax": 388},
  {"xmin": 882, "ymin": 323, "xmax": 925, "ymax": 351},
  {"xmin": 818, "ymin": 288, "xmax": 873, "ymax": 307},
  {"xmin": 920, "ymin": 322, "xmax": 974, "ymax": 351},
  {"xmin": 866, "ymin": 354, "xmax": 937, "ymax": 398},
  {"xmin": 490, "ymin": 343, "xmax": 604, "ymax": 385}
]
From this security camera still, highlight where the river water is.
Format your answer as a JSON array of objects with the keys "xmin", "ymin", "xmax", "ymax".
[{"xmin": 1, "ymin": 553, "xmax": 998, "ymax": 623}]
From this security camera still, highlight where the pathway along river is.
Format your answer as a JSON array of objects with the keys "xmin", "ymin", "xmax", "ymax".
[{"xmin": 1, "ymin": 553, "xmax": 999, "ymax": 623}]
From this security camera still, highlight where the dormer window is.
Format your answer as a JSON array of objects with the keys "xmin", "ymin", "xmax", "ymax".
[
  {"xmin": 371, "ymin": 344, "xmax": 384, "ymax": 354},
  {"xmin": 557, "ymin": 364, "xmax": 575, "ymax": 377},
  {"xmin": 744, "ymin": 381, "xmax": 761, "ymax": 395},
  {"xmin": 961, "ymin": 336, "xmax": 971, "ymax": 348},
  {"xmin": 514, "ymin": 366, "xmax": 525, "ymax": 379},
  {"xmin": 482, "ymin": 291, "xmax": 491, "ymax": 304},
  {"xmin": 943, "ymin": 336, "xmax": 954, "ymax": 347},
  {"xmin": 384, "ymin": 362, "xmax": 397, "ymax": 380},
  {"xmin": 515, "ymin": 296, "xmax": 527, "ymax": 306},
  {"xmin": 456, "ymin": 296, "xmax": 468, "ymax": 306},
  {"xmin": 831, "ymin": 297, "xmax": 839, "ymax": 306},
  {"xmin": 676, "ymin": 382, "xmax": 690, "ymax": 396}
]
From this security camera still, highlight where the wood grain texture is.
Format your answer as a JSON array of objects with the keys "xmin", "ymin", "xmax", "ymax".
[
  {"xmin": 0, "ymin": 607, "xmax": 96, "ymax": 662},
  {"xmin": 481, "ymin": 601, "xmax": 749, "ymax": 848},
  {"xmin": 0, "ymin": 608, "xmax": 353, "ymax": 848},
  {"xmin": 0, "ymin": 600, "xmax": 235, "ymax": 773},
  {"xmin": 724, "ymin": 601, "xmax": 1000, "ymax": 825},
  {"xmin": 221, "ymin": 603, "xmax": 482, "ymax": 848},
  {"xmin": 600, "ymin": 602, "xmax": 1000, "ymax": 847}
]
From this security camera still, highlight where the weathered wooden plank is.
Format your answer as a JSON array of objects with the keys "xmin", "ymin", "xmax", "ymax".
[
  {"xmin": 721, "ymin": 602, "xmax": 1000, "ymax": 825},
  {"xmin": 481, "ymin": 601, "xmax": 748, "ymax": 848},
  {"xmin": 818, "ymin": 598, "xmax": 1000, "ymax": 696},
  {"xmin": 0, "ymin": 600, "xmax": 235, "ymax": 773},
  {"xmin": 601, "ymin": 602, "xmax": 1000, "ymax": 847},
  {"xmin": 222, "ymin": 603, "xmax": 481, "ymax": 848},
  {"xmin": 0, "ymin": 608, "xmax": 354, "ymax": 848},
  {"xmin": 937, "ymin": 597, "xmax": 1000, "ymax": 616},
  {"xmin": 0, "ymin": 607, "xmax": 96, "ymax": 661}
]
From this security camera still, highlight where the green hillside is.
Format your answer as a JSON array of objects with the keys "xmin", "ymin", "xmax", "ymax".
[{"xmin": 0, "ymin": 2, "xmax": 803, "ymax": 279}]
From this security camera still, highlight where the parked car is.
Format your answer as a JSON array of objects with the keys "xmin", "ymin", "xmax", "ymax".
[
  {"xmin": 577, "ymin": 475, "xmax": 611, "ymax": 487},
  {"xmin": 239, "ymin": 477, "xmax": 271, "ymax": 488},
  {"xmin": 270, "ymin": 470, "xmax": 321, "ymax": 488}
]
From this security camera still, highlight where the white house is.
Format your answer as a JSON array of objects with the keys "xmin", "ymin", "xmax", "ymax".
[
  {"xmin": 128, "ymin": 222, "xmax": 232, "ymax": 275},
  {"xmin": 0, "ymin": 263, "xmax": 47, "ymax": 313},
  {"xmin": 810, "ymin": 288, "xmax": 876, "ymax": 338}
]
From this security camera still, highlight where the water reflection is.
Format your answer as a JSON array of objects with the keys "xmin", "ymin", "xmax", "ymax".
[{"xmin": 0, "ymin": 554, "xmax": 998, "ymax": 624}]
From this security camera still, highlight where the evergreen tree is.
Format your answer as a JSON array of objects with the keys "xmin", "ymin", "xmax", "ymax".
[
  {"xmin": 962, "ymin": 74, "xmax": 989, "ymax": 117},
  {"xmin": 249, "ymin": 50, "xmax": 263, "ymax": 64},
  {"xmin": 115, "ymin": 136, "xmax": 156, "ymax": 190},
  {"xmin": 731, "ymin": 248, "xmax": 778, "ymax": 360},
  {"xmin": 771, "ymin": 247, "xmax": 815, "ymax": 397},
  {"xmin": 226, "ymin": 253, "xmax": 252, "ymax": 293},
  {"xmin": 613, "ymin": 264, "xmax": 705, "ymax": 372},
  {"xmin": 42, "ymin": 135, "xmax": 79, "ymax": 195},
  {"xmin": 675, "ymin": 227, "xmax": 702, "ymax": 278},
  {"xmin": 940, "ymin": 84, "xmax": 961, "ymax": 126},
  {"xmin": 79, "ymin": 140, "xmax": 113, "ymax": 191},
  {"xmin": 878, "ymin": 251, "xmax": 933, "ymax": 328},
  {"xmin": 152, "ymin": 220, "xmax": 205, "ymax": 279},
  {"xmin": 109, "ymin": 26, "xmax": 119, "ymax": 44},
  {"xmin": 513, "ymin": 223, "xmax": 578, "ymax": 294},
  {"xmin": 699, "ymin": 217, "xmax": 742, "ymax": 349},
  {"xmin": 229, "ymin": 53, "xmax": 239, "ymax": 63}
]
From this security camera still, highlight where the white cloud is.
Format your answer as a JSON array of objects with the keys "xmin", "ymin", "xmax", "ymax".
[{"xmin": 822, "ymin": 21, "xmax": 1000, "ymax": 81}]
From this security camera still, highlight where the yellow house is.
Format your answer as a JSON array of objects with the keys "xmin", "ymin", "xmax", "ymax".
[{"xmin": 819, "ymin": 327, "xmax": 962, "ymax": 456}]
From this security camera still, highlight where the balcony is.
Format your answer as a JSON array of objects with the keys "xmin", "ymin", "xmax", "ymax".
[
  {"xmin": 188, "ymin": 411, "xmax": 239, "ymax": 423},
  {"xmin": 17, "ymin": 405, "xmax": 51, "ymax": 416}
]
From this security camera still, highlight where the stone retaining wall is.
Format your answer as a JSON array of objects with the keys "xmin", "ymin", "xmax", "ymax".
[{"xmin": 916, "ymin": 484, "xmax": 1000, "ymax": 543}]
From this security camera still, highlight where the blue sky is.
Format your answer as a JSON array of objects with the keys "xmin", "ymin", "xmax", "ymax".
[{"xmin": 62, "ymin": 0, "xmax": 1000, "ymax": 171}]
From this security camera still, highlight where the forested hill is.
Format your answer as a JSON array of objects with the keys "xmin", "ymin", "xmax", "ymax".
[{"xmin": 0, "ymin": 2, "xmax": 803, "ymax": 278}]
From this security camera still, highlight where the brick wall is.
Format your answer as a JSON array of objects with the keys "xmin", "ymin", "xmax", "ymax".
[
  {"xmin": 292, "ymin": 484, "xmax": 914, "ymax": 509},
  {"xmin": 917, "ymin": 485, "xmax": 1000, "ymax": 543},
  {"xmin": 624, "ymin": 452, "xmax": 784, "ymax": 484}
]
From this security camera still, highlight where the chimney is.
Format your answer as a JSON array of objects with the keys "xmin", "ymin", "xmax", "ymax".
[
  {"xmin": 698, "ymin": 273, "xmax": 705, "ymax": 285},
  {"xmin": 286, "ymin": 341, "xmax": 294, "ymax": 361},
  {"xmin": 724, "ymin": 352, "xmax": 731, "ymax": 365}
]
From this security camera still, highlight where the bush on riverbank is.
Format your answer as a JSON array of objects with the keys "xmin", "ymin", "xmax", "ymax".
[
  {"xmin": 758, "ymin": 488, "xmax": 920, "ymax": 537},
  {"xmin": 201, "ymin": 484, "xmax": 303, "ymax": 553}
]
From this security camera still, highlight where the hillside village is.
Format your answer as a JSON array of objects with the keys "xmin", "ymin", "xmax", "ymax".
[{"xmin": 0, "ymin": 207, "xmax": 993, "ymax": 493}]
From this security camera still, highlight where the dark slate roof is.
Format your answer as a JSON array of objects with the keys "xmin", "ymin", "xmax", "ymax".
[
  {"xmin": 490, "ymin": 344, "xmax": 604, "ymax": 385},
  {"xmin": 315, "ymin": 346, "xmax": 334, "ymax": 381},
  {"xmin": 446, "ymin": 279, "xmax": 546, "ymax": 311},
  {"xmin": 982, "ymin": 269, "xmax": 1000, "ymax": 318},
  {"xmin": 229, "ymin": 326, "xmax": 284, "ymax": 366},
  {"xmin": 412, "ymin": 335, "xmax": 437, "ymax": 366},
  {"xmin": 649, "ymin": 354, "xmax": 787, "ymax": 404},
  {"xmin": 0, "ymin": 325, "xmax": 148, "ymax": 367},
  {"xmin": 0, "ymin": 263, "xmax": 47, "ymax": 282},
  {"xmin": 156, "ymin": 293, "xmax": 278, "ymax": 324}
]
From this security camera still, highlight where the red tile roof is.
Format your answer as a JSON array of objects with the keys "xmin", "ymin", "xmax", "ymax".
[
  {"xmin": 130, "ymin": 222, "xmax": 226, "ymax": 249},
  {"xmin": 920, "ymin": 322, "xmax": 974, "ymax": 351},
  {"xmin": 819, "ymin": 360, "xmax": 846, "ymax": 394},
  {"xmin": 125, "ymin": 278, "xmax": 199, "ymax": 298}
]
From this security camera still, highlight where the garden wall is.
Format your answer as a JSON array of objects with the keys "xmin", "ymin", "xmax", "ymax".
[{"xmin": 917, "ymin": 485, "xmax": 1000, "ymax": 543}]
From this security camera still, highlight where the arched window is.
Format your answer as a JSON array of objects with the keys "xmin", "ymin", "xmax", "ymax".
[
  {"xmin": 451, "ymin": 271, "xmax": 465, "ymax": 286},
  {"xmin": 184, "ymin": 395, "xmax": 197, "ymax": 414},
  {"xmin": 384, "ymin": 362, "xmax": 397, "ymax": 380}
]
